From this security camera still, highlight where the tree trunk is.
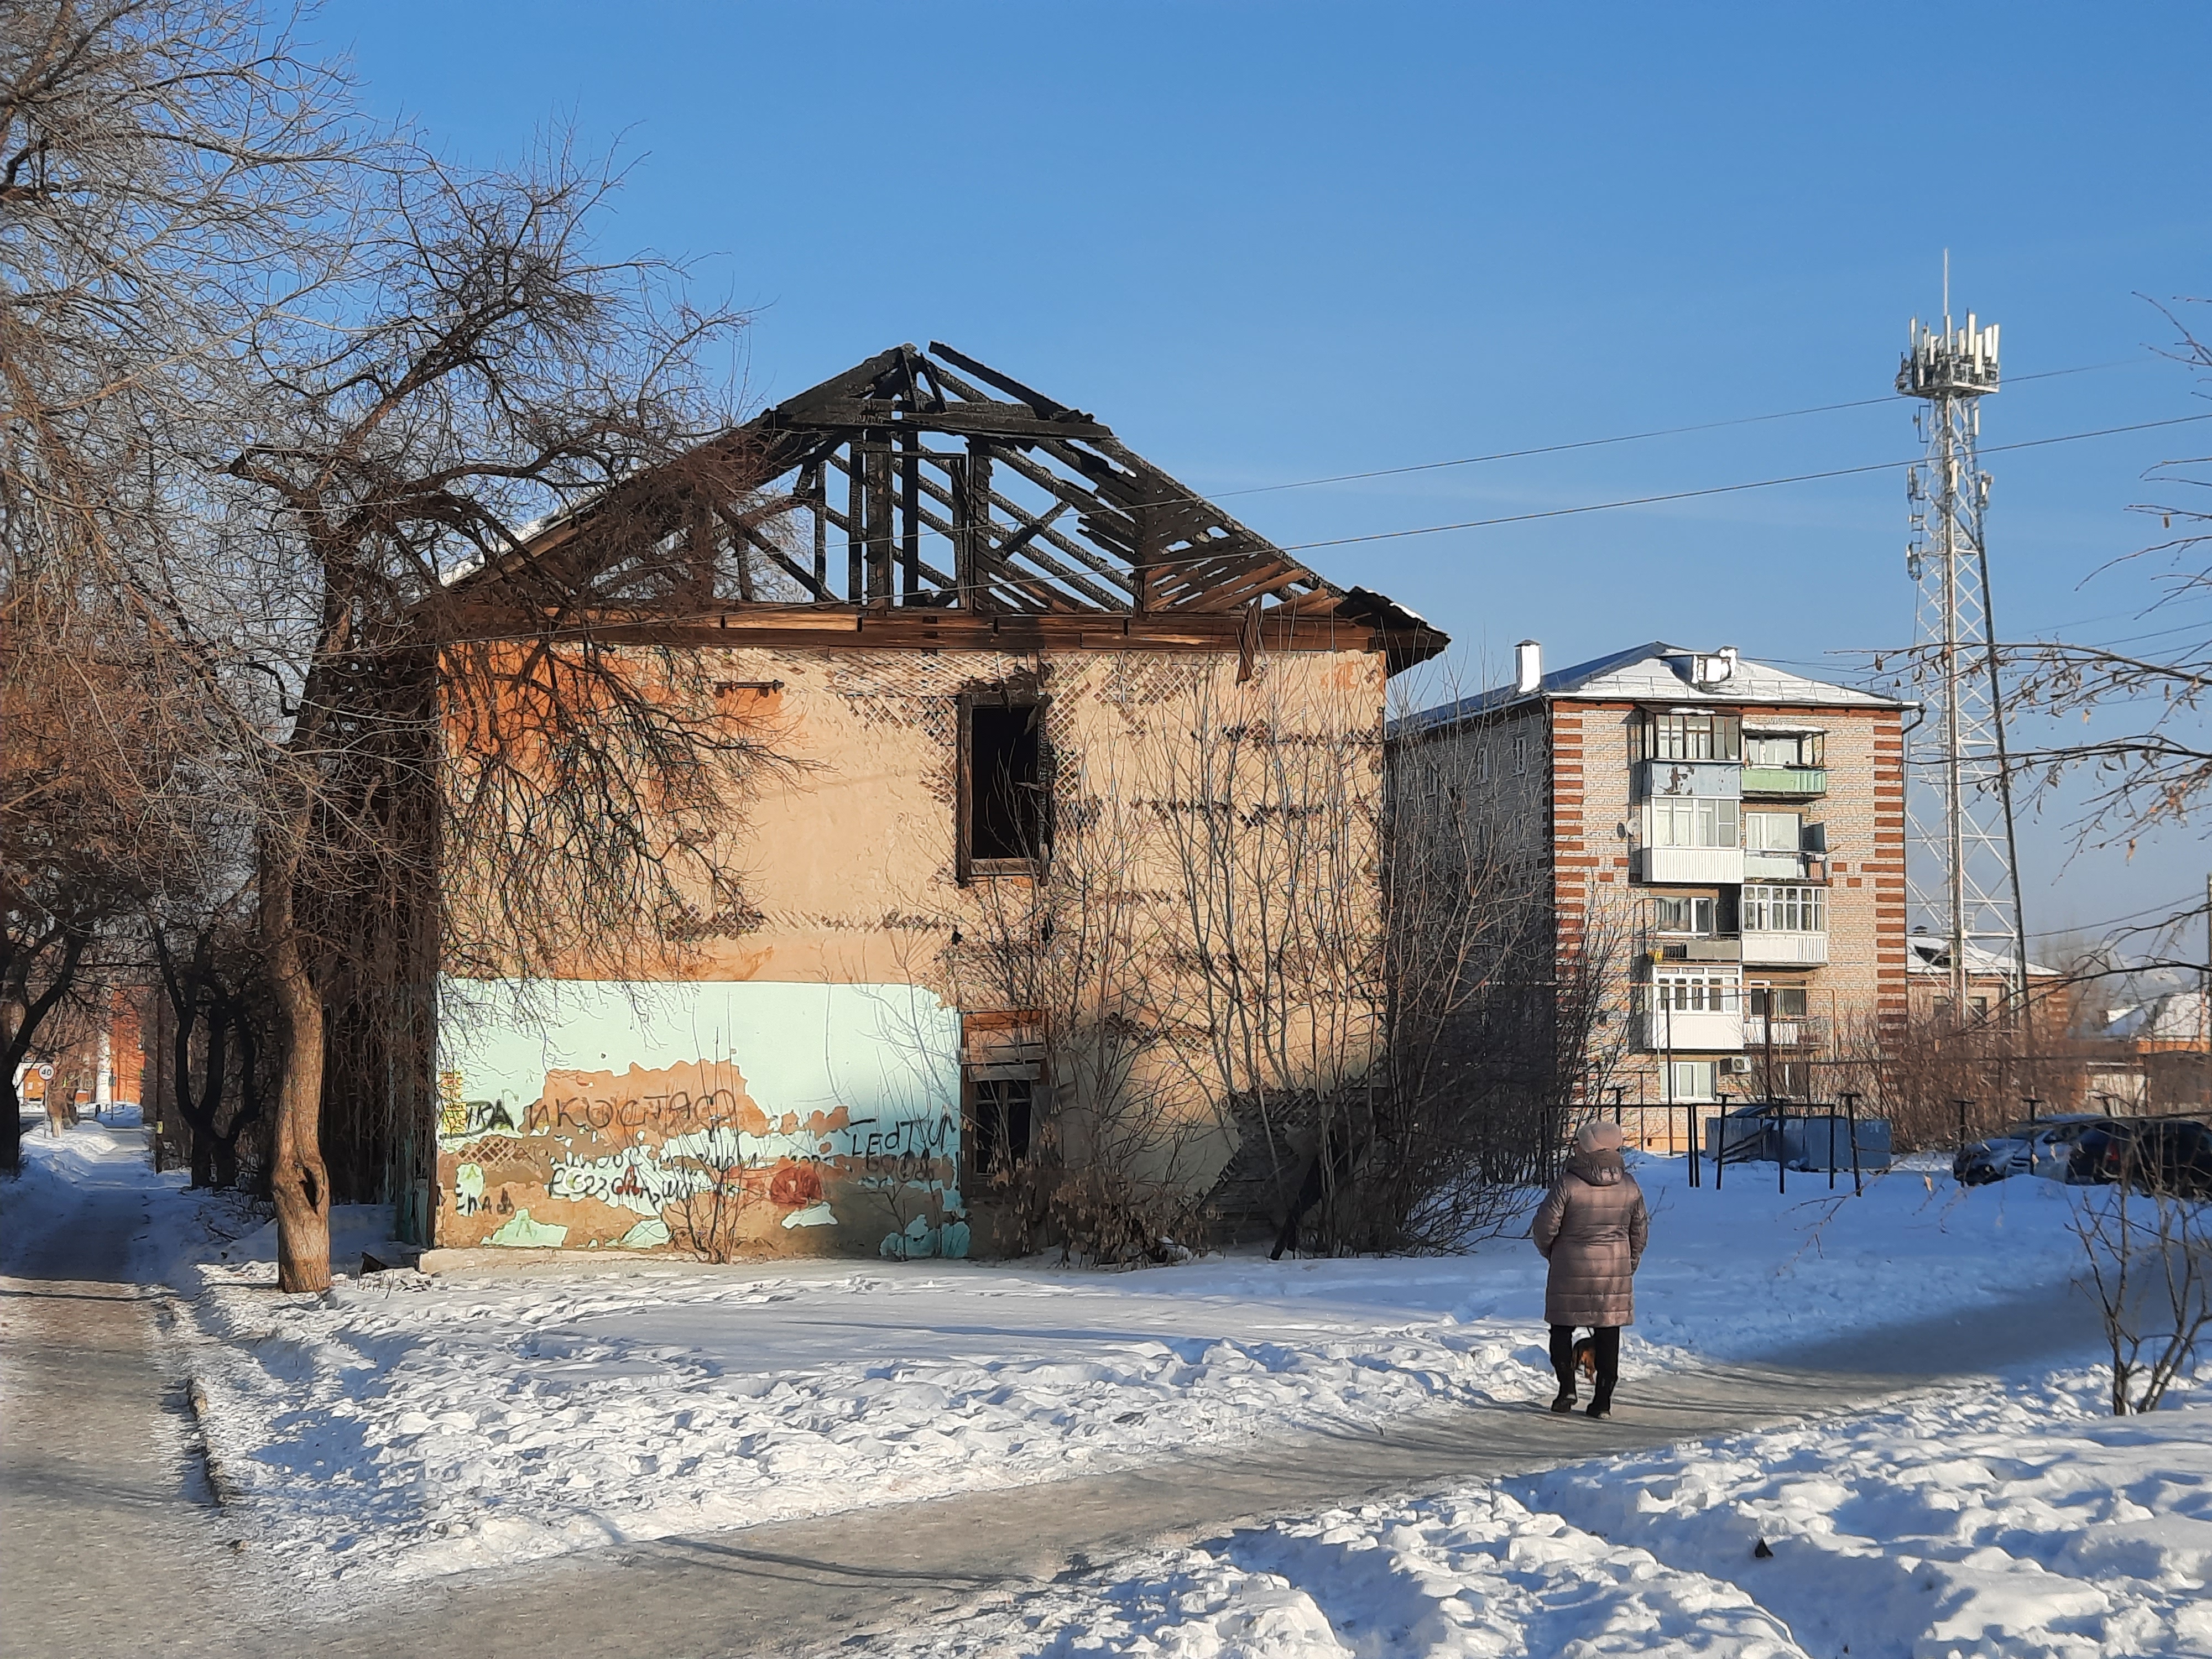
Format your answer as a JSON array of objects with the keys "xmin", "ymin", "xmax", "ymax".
[
  {"xmin": 263, "ymin": 846, "xmax": 331, "ymax": 1293},
  {"xmin": 1, "ymin": 931, "xmax": 91, "ymax": 1173},
  {"xmin": 2, "ymin": 1074, "xmax": 21, "ymax": 1173},
  {"xmin": 212, "ymin": 1000, "xmax": 260, "ymax": 1191},
  {"xmin": 188, "ymin": 1008, "xmax": 227, "ymax": 1191}
]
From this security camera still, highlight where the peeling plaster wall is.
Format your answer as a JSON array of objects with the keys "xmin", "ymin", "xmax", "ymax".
[
  {"xmin": 436, "ymin": 643, "xmax": 1389, "ymax": 1255},
  {"xmin": 434, "ymin": 980, "xmax": 964, "ymax": 1259}
]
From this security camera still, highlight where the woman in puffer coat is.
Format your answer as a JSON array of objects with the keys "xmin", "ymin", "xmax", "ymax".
[{"xmin": 1532, "ymin": 1119, "xmax": 1649, "ymax": 1419}]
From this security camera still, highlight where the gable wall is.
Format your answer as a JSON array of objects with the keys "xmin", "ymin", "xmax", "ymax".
[{"xmin": 431, "ymin": 643, "xmax": 1390, "ymax": 1260}]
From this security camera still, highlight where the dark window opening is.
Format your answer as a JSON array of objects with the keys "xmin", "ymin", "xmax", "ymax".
[
  {"xmin": 969, "ymin": 1079, "xmax": 1033, "ymax": 1175},
  {"xmin": 964, "ymin": 696, "xmax": 1048, "ymax": 873}
]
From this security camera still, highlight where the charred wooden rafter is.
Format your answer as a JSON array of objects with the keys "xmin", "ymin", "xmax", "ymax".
[{"xmin": 460, "ymin": 343, "xmax": 1446, "ymax": 671}]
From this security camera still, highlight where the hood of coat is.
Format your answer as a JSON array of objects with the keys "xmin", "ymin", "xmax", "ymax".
[{"xmin": 1566, "ymin": 1145, "xmax": 1626, "ymax": 1187}]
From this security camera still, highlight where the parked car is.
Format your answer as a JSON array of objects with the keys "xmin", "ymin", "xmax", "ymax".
[
  {"xmin": 1953, "ymin": 1115, "xmax": 2119, "ymax": 1186},
  {"xmin": 2069, "ymin": 1118, "xmax": 2212, "ymax": 1196}
]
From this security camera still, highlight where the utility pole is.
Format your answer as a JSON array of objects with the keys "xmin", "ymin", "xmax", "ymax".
[{"xmin": 1897, "ymin": 254, "xmax": 2028, "ymax": 1018}]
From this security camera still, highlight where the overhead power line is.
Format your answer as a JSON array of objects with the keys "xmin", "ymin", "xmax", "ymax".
[
  {"xmin": 1270, "ymin": 410, "xmax": 2212, "ymax": 557},
  {"xmin": 1211, "ymin": 356, "xmax": 2149, "ymax": 502}
]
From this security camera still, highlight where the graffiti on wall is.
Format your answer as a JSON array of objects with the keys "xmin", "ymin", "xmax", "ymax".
[{"xmin": 435, "ymin": 980, "xmax": 966, "ymax": 1258}]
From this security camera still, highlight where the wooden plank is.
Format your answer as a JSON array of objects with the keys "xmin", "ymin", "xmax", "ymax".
[
  {"xmin": 1182, "ymin": 560, "xmax": 1300, "ymax": 613},
  {"xmin": 537, "ymin": 611, "xmax": 1382, "ymax": 656},
  {"xmin": 991, "ymin": 445, "xmax": 1139, "ymax": 547},
  {"xmin": 845, "ymin": 438, "xmax": 864, "ymax": 604},
  {"xmin": 900, "ymin": 427, "xmax": 921, "ymax": 604},
  {"xmin": 978, "ymin": 483, "xmax": 1133, "ymax": 596},
  {"xmin": 718, "ymin": 509, "xmax": 832, "ymax": 602},
  {"xmin": 768, "ymin": 397, "xmax": 1108, "ymax": 443},
  {"xmin": 806, "ymin": 461, "xmax": 827, "ymax": 593},
  {"xmin": 868, "ymin": 432, "xmax": 895, "ymax": 606},
  {"xmin": 924, "ymin": 346, "xmax": 1081, "ymax": 420},
  {"xmin": 967, "ymin": 441, "xmax": 993, "ymax": 612}
]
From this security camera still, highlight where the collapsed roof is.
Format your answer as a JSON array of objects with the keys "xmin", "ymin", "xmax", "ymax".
[{"xmin": 467, "ymin": 342, "xmax": 1446, "ymax": 672}]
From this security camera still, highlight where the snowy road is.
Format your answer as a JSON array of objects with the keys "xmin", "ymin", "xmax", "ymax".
[
  {"xmin": 0, "ymin": 1118, "xmax": 247, "ymax": 1657},
  {"xmin": 1, "ymin": 1201, "xmax": 1929, "ymax": 1659},
  {"xmin": 0, "ymin": 1120, "xmax": 2173, "ymax": 1658}
]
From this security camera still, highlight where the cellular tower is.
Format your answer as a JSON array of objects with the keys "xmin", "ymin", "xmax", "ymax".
[{"xmin": 1896, "ymin": 264, "xmax": 2028, "ymax": 1014}]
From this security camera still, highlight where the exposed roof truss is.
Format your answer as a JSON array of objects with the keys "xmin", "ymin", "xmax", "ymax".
[{"xmin": 474, "ymin": 342, "xmax": 1443, "ymax": 670}]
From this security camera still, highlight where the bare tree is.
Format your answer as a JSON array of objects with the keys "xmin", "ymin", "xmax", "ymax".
[
  {"xmin": 148, "ymin": 896, "xmax": 269, "ymax": 1187},
  {"xmin": 937, "ymin": 698, "xmax": 1215, "ymax": 1263},
  {"xmin": 2, "ymin": 1, "xmax": 349, "ymax": 1169},
  {"xmin": 896, "ymin": 649, "xmax": 1640, "ymax": 1264},
  {"xmin": 2073, "ymin": 1171, "xmax": 2212, "ymax": 1415},
  {"xmin": 1372, "ymin": 686, "xmax": 1636, "ymax": 1249},
  {"xmin": 1, "ymin": 592, "xmax": 204, "ymax": 1167},
  {"xmin": 219, "ymin": 144, "xmax": 776, "ymax": 1290},
  {"xmin": 2000, "ymin": 301, "xmax": 2212, "ymax": 870}
]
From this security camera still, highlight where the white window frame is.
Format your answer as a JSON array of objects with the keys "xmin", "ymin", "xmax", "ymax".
[
  {"xmin": 1667, "ymin": 1058, "xmax": 1720, "ymax": 1102},
  {"xmin": 1743, "ymin": 884, "xmax": 1826, "ymax": 934},
  {"xmin": 1652, "ymin": 966, "xmax": 1741, "ymax": 1014},
  {"xmin": 1744, "ymin": 810, "xmax": 1801, "ymax": 853},
  {"xmin": 1744, "ymin": 731, "xmax": 1825, "ymax": 768},
  {"xmin": 1653, "ymin": 894, "xmax": 1717, "ymax": 935},
  {"xmin": 1648, "ymin": 797, "xmax": 1741, "ymax": 849}
]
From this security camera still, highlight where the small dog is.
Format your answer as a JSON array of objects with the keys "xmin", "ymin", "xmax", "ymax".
[{"xmin": 1571, "ymin": 1335, "xmax": 1599, "ymax": 1385}]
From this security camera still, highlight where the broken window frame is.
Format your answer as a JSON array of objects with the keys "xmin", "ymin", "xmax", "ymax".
[
  {"xmin": 961, "ymin": 1010, "xmax": 1044, "ymax": 1182},
  {"xmin": 958, "ymin": 687, "xmax": 1051, "ymax": 881}
]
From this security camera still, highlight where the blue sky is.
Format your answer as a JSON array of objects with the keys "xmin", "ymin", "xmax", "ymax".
[{"xmin": 327, "ymin": 1, "xmax": 2212, "ymax": 951}]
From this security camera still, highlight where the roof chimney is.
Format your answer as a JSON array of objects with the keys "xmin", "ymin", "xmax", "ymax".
[{"xmin": 1515, "ymin": 639, "xmax": 1542, "ymax": 696}]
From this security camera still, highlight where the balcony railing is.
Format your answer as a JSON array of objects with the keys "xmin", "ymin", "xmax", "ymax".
[
  {"xmin": 1637, "ymin": 759, "xmax": 1743, "ymax": 800},
  {"xmin": 1741, "ymin": 765, "xmax": 1827, "ymax": 797},
  {"xmin": 1743, "ymin": 1015, "xmax": 1830, "ymax": 1048},
  {"xmin": 1741, "ymin": 928, "xmax": 1829, "ymax": 965},
  {"xmin": 1744, "ymin": 849, "xmax": 1829, "ymax": 882},
  {"xmin": 1638, "ymin": 846, "xmax": 1745, "ymax": 884},
  {"xmin": 1641, "ymin": 1008, "xmax": 1745, "ymax": 1052}
]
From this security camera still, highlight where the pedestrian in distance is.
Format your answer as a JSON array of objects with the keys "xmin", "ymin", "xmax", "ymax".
[{"xmin": 1532, "ymin": 1118, "xmax": 1649, "ymax": 1420}]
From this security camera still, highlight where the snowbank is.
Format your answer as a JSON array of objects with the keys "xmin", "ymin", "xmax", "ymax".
[
  {"xmin": 898, "ymin": 1363, "xmax": 2211, "ymax": 1658},
  {"xmin": 10, "ymin": 1122, "xmax": 2130, "ymax": 1594}
]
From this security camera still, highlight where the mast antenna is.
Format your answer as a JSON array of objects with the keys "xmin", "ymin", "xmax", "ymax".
[{"xmin": 1897, "ymin": 267, "xmax": 2028, "ymax": 1018}]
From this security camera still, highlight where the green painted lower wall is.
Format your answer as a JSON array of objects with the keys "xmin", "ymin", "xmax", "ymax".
[{"xmin": 433, "ymin": 979, "xmax": 967, "ymax": 1259}]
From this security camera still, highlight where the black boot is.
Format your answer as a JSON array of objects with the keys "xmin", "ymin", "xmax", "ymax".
[
  {"xmin": 1585, "ymin": 1326, "xmax": 1620, "ymax": 1418},
  {"xmin": 1547, "ymin": 1324, "xmax": 1578, "ymax": 1413}
]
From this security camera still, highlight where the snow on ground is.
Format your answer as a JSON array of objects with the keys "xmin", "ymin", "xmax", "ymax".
[
  {"xmin": 1, "ymin": 1118, "xmax": 2134, "ymax": 1602},
  {"xmin": 890, "ymin": 1363, "xmax": 2212, "ymax": 1659}
]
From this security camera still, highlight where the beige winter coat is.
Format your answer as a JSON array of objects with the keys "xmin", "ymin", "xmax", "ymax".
[{"xmin": 1532, "ymin": 1144, "xmax": 1650, "ymax": 1327}]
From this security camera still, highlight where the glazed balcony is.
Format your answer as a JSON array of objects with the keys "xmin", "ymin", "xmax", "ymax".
[{"xmin": 1741, "ymin": 765, "xmax": 1827, "ymax": 797}]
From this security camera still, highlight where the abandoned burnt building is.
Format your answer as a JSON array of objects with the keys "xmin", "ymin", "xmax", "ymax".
[{"xmin": 332, "ymin": 343, "xmax": 1446, "ymax": 1260}]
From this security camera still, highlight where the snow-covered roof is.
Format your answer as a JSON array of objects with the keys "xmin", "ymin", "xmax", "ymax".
[
  {"xmin": 2106, "ymin": 989, "xmax": 2208, "ymax": 1042},
  {"xmin": 1906, "ymin": 934, "xmax": 2058, "ymax": 979},
  {"xmin": 1398, "ymin": 640, "xmax": 1902, "ymax": 734}
]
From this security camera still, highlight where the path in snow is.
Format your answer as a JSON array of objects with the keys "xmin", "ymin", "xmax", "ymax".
[
  {"xmin": 306, "ymin": 1288, "xmax": 2102, "ymax": 1658},
  {"xmin": 1, "ymin": 1129, "xmax": 2107, "ymax": 1659},
  {"xmin": 0, "ymin": 1117, "xmax": 250, "ymax": 1658}
]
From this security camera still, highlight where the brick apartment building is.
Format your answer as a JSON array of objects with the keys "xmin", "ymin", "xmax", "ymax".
[{"xmin": 1400, "ymin": 640, "xmax": 1907, "ymax": 1145}]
